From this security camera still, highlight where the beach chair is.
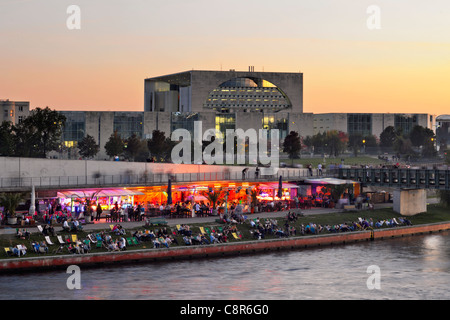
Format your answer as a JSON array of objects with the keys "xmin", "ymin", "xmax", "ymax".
[
  {"xmin": 45, "ymin": 236, "xmax": 54, "ymax": 245},
  {"xmin": 37, "ymin": 225, "xmax": 44, "ymax": 234},
  {"xmin": 57, "ymin": 235, "xmax": 65, "ymax": 245},
  {"xmin": 109, "ymin": 225, "xmax": 114, "ymax": 231},
  {"xmin": 232, "ymin": 232, "xmax": 240, "ymax": 240},
  {"xmin": 204, "ymin": 227, "xmax": 212, "ymax": 235},
  {"xmin": 199, "ymin": 227, "xmax": 206, "ymax": 234},
  {"xmin": 4, "ymin": 247, "xmax": 13, "ymax": 257},
  {"xmin": 17, "ymin": 245, "xmax": 27, "ymax": 256},
  {"xmin": 132, "ymin": 237, "xmax": 139, "ymax": 245},
  {"xmin": 88, "ymin": 234, "xmax": 97, "ymax": 243},
  {"xmin": 71, "ymin": 234, "xmax": 78, "ymax": 243},
  {"xmin": 126, "ymin": 237, "xmax": 134, "ymax": 246}
]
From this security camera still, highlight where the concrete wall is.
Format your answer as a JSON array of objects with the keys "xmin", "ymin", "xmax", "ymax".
[
  {"xmin": 0, "ymin": 157, "xmax": 305, "ymax": 181},
  {"xmin": 393, "ymin": 189, "xmax": 427, "ymax": 216}
]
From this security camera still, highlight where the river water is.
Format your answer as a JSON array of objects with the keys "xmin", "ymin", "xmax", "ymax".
[{"xmin": 1, "ymin": 231, "xmax": 449, "ymax": 300}]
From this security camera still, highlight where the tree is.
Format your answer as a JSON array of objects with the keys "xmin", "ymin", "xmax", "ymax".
[
  {"xmin": 124, "ymin": 134, "xmax": 149, "ymax": 162},
  {"xmin": 0, "ymin": 192, "xmax": 25, "ymax": 218},
  {"xmin": 325, "ymin": 130, "xmax": 348, "ymax": 157},
  {"xmin": 16, "ymin": 107, "xmax": 66, "ymax": 158},
  {"xmin": 147, "ymin": 130, "xmax": 174, "ymax": 162},
  {"xmin": 0, "ymin": 121, "xmax": 15, "ymax": 156},
  {"xmin": 283, "ymin": 131, "xmax": 302, "ymax": 164},
  {"xmin": 77, "ymin": 134, "xmax": 100, "ymax": 159},
  {"xmin": 379, "ymin": 126, "xmax": 398, "ymax": 151},
  {"xmin": 104, "ymin": 131, "xmax": 124, "ymax": 159},
  {"xmin": 348, "ymin": 133, "xmax": 364, "ymax": 157}
]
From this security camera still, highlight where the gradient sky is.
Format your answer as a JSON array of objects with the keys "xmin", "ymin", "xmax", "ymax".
[{"xmin": 1, "ymin": 0, "xmax": 449, "ymax": 115}]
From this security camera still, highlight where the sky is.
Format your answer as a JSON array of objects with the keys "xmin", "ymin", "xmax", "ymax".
[{"xmin": 1, "ymin": 0, "xmax": 450, "ymax": 115}]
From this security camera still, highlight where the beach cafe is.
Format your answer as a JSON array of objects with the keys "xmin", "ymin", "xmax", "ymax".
[{"xmin": 38, "ymin": 179, "xmax": 301, "ymax": 219}]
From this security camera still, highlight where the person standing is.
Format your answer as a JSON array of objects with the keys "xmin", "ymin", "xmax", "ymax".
[
  {"xmin": 318, "ymin": 163, "xmax": 323, "ymax": 176},
  {"xmin": 96, "ymin": 203, "xmax": 103, "ymax": 221}
]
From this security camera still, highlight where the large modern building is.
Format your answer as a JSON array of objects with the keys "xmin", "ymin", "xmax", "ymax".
[{"xmin": 3, "ymin": 69, "xmax": 440, "ymax": 160}]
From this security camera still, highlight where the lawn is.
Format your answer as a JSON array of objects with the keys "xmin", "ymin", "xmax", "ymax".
[
  {"xmin": 2, "ymin": 204, "xmax": 449, "ymax": 259},
  {"xmin": 286, "ymin": 155, "xmax": 386, "ymax": 168}
]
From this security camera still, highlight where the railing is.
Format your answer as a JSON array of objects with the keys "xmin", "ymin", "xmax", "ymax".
[
  {"xmin": 0, "ymin": 168, "xmax": 317, "ymax": 190},
  {"xmin": 338, "ymin": 168, "xmax": 450, "ymax": 190}
]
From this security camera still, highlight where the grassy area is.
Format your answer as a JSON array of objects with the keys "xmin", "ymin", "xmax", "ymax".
[
  {"xmin": 2, "ymin": 204, "xmax": 449, "ymax": 259},
  {"xmin": 287, "ymin": 155, "xmax": 386, "ymax": 168}
]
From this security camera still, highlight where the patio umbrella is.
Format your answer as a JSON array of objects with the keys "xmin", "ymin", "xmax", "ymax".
[
  {"xmin": 29, "ymin": 185, "xmax": 36, "ymax": 215},
  {"xmin": 167, "ymin": 179, "xmax": 172, "ymax": 205},
  {"xmin": 277, "ymin": 176, "xmax": 282, "ymax": 199}
]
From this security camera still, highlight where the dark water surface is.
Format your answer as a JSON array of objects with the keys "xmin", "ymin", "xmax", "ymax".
[{"xmin": 1, "ymin": 231, "xmax": 449, "ymax": 300}]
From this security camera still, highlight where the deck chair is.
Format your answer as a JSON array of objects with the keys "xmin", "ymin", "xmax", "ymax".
[
  {"xmin": 17, "ymin": 245, "xmax": 27, "ymax": 256},
  {"xmin": 4, "ymin": 247, "xmax": 12, "ymax": 257},
  {"xmin": 45, "ymin": 236, "xmax": 54, "ymax": 245},
  {"xmin": 232, "ymin": 232, "xmax": 240, "ymax": 240},
  {"xmin": 88, "ymin": 234, "xmax": 97, "ymax": 243},
  {"xmin": 96, "ymin": 241, "xmax": 103, "ymax": 249},
  {"xmin": 132, "ymin": 237, "xmax": 139, "ymax": 245},
  {"xmin": 53, "ymin": 245, "xmax": 64, "ymax": 254},
  {"xmin": 71, "ymin": 234, "xmax": 78, "ymax": 243},
  {"xmin": 199, "ymin": 227, "xmax": 206, "ymax": 234},
  {"xmin": 204, "ymin": 227, "xmax": 212, "ymax": 235},
  {"xmin": 57, "ymin": 235, "xmax": 65, "ymax": 244},
  {"xmin": 126, "ymin": 238, "xmax": 134, "ymax": 246},
  {"xmin": 109, "ymin": 225, "xmax": 114, "ymax": 231},
  {"xmin": 37, "ymin": 225, "xmax": 44, "ymax": 234},
  {"xmin": 64, "ymin": 235, "xmax": 72, "ymax": 244}
]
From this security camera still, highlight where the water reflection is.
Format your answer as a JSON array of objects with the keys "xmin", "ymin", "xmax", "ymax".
[{"xmin": 0, "ymin": 232, "xmax": 449, "ymax": 300}]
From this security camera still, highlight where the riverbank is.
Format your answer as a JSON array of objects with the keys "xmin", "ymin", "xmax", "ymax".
[{"xmin": 1, "ymin": 202, "xmax": 449, "ymax": 273}]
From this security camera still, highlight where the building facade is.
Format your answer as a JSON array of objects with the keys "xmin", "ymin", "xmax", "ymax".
[{"xmin": 0, "ymin": 99, "xmax": 30, "ymax": 125}]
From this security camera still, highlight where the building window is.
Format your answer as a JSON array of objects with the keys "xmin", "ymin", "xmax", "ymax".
[
  {"xmin": 61, "ymin": 111, "xmax": 86, "ymax": 146},
  {"xmin": 394, "ymin": 114, "xmax": 418, "ymax": 136},
  {"xmin": 347, "ymin": 114, "xmax": 372, "ymax": 136},
  {"xmin": 171, "ymin": 112, "xmax": 199, "ymax": 136},
  {"xmin": 113, "ymin": 112, "xmax": 144, "ymax": 140}
]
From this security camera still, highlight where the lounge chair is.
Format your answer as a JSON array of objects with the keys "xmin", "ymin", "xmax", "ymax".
[
  {"xmin": 57, "ymin": 235, "xmax": 65, "ymax": 244},
  {"xmin": 45, "ymin": 236, "xmax": 54, "ymax": 245},
  {"xmin": 4, "ymin": 247, "xmax": 13, "ymax": 257},
  {"xmin": 37, "ymin": 225, "xmax": 44, "ymax": 234}
]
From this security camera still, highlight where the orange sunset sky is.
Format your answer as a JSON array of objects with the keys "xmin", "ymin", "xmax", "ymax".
[{"xmin": 1, "ymin": 0, "xmax": 449, "ymax": 116}]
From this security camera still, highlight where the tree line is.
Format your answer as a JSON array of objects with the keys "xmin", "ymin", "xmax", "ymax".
[{"xmin": 282, "ymin": 125, "xmax": 437, "ymax": 162}]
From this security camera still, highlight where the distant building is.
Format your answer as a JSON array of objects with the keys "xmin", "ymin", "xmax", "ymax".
[
  {"xmin": 0, "ymin": 99, "xmax": 30, "ymax": 125},
  {"xmin": 436, "ymin": 115, "xmax": 450, "ymax": 150},
  {"xmin": 313, "ymin": 113, "xmax": 435, "ymax": 138}
]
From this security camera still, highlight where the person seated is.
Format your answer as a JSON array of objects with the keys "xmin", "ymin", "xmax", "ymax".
[
  {"xmin": 153, "ymin": 238, "xmax": 160, "ymax": 248},
  {"xmin": 159, "ymin": 236, "xmax": 169, "ymax": 248},
  {"xmin": 62, "ymin": 220, "xmax": 71, "ymax": 232},
  {"xmin": 183, "ymin": 236, "xmax": 192, "ymax": 245},
  {"xmin": 67, "ymin": 244, "xmax": 77, "ymax": 254},
  {"xmin": 117, "ymin": 238, "xmax": 126, "ymax": 250},
  {"xmin": 40, "ymin": 241, "xmax": 49, "ymax": 253}
]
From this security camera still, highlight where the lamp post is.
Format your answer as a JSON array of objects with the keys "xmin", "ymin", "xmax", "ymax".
[{"xmin": 362, "ymin": 139, "xmax": 366, "ymax": 154}]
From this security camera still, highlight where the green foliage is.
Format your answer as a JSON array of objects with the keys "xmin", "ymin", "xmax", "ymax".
[
  {"xmin": 124, "ymin": 134, "xmax": 149, "ymax": 162},
  {"xmin": 283, "ymin": 131, "xmax": 302, "ymax": 163},
  {"xmin": 147, "ymin": 130, "xmax": 175, "ymax": 162},
  {"xmin": 77, "ymin": 134, "xmax": 100, "ymax": 159},
  {"xmin": 0, "ymin": 193, "xmax": 25, "ymax": 217},
  {"xmin": 104, "ymin": 131, "xmax": 124, "ymax": 159}
]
